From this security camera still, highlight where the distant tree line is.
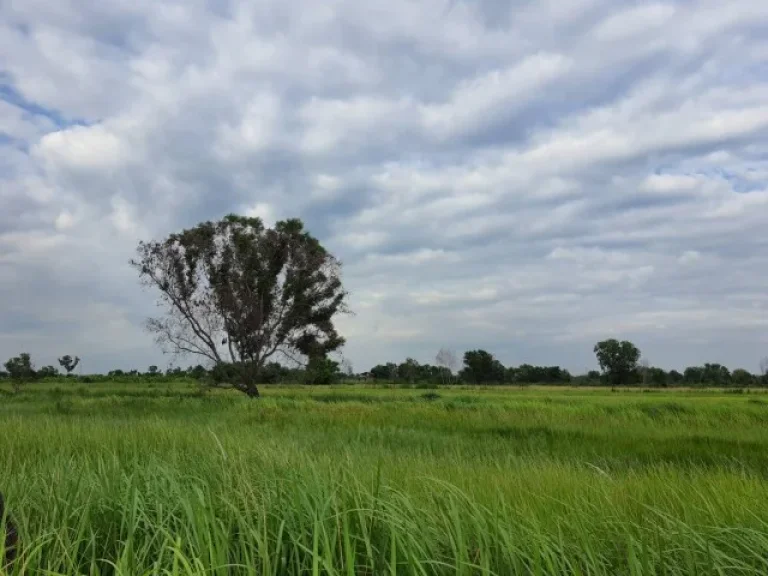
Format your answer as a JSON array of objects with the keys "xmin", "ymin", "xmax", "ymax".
[
  {"xmin": 0, "ymin": 353, "xmax": 350, "ymax": 390},
  {"xmin": 367, "ymin": 342, "xmax": 768, "ymax": 388},
  {"xmin": 3, "ymin": 340, "xmax": 768, "ymax": 392},
  {"xmin": 368, "ymin": 351, "xmax": 571, "ymax": 386}
]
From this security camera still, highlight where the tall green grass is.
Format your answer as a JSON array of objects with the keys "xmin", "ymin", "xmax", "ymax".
[{"xmin": 2, "ymin": 383, "xmax": 768, "ymax": 574}]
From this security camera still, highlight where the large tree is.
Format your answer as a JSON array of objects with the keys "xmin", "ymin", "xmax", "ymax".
[
  {"xmin": 461, "ymin": 350, "xmax": 505, "ymax": 384},
  {"xmin": 701, "ymin": 363, "xmax": 731, "ymax": 386},
  {"xmin": 131, "ymin": 215, "xmax": 348, "ymax": 397},
  {"xmin": 593, "ymin": 339, "xmax": 640, "ymax": 386},
  {"xmin": 398, "ymin": 357, "xmax": 420, "ymax": 383},
  {"xmin": 731, "ymin": 368, "xmax": 755, "ymax": 388}
]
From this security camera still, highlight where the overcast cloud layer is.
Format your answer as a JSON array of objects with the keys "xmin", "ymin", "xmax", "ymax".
[{"xmin": 2, "ymin": 0, "xmax": 768, "ymax": 374}]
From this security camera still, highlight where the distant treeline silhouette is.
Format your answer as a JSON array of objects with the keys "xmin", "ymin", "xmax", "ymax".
[{"xmin": 4, "ymin": 342, "xmax": 768, "ymax": 388}]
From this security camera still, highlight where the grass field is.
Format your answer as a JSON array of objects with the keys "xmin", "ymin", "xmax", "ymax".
[{"xmin": 2, "ymin": 381, "xmax": 768, "ymax": 575}]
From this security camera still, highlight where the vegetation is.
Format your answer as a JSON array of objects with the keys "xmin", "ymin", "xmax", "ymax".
[
  {"xmin": 2, "ymin": 353, "xmax": 35, "ymax": 393},
  {"xmin": 594, "ymin": 339, "xmax": 641, "ymax": 386},
  {"xmin": 130, "ymin": 215, "xmax": 348, "ymax": 397},
  {"xmin": 4, "ymin": 347, "xmax": 768, "ymax": 389},
  {"xmin": 57, "ymin": 355, "xmax": 79, "ymax": 376},
  {"xmin": 3, "ymin": 382, "xmax": 768, "ymax": 574}
]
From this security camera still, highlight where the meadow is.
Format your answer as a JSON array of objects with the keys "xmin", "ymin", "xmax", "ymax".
[{"xmin": 2, "ymin": 381, "xmax": 768, "ymax": 575}]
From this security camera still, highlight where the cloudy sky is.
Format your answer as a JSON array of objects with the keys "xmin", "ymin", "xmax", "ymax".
[{"xmin": 2, "ymin": 0, "xmax": 768, "ymax": 374}]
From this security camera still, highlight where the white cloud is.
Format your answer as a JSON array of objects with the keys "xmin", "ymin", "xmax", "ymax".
[
  {"xmin": 54, "ymin": 210, "xmax": 75, "ymax": 231},
  {"xmin": 704, "ymin": 189, "xmax": 768, "ymax": 218},
  {"xmin": 3, "ymin": 0, "xmax": 768, "ymax": 373},
  {"xmin": 36, "ymin": 124, "xmax": 130, "ymax": 169},
  {"xmin": 363, "ymin": 248, "xmax": 460, "ymax": 268},
  {"xmin": 310, "ymin": 174, "xmax": 343, "ymax": 200},
  {"xmin": 298, "ymin": 96, "xmax": 416, "ymax": 154},
  {"xmin": 215, "ymin": 92, "xmax": 282, "ymax": 157},
  {"xmin": 548, "ymin": 246, "xmax": 632, "ymax": 266},
  {"xmin": 109, "ymin": 196, "xmax": 142, "ymax": 235},
  {"xmin": 0, "ymin": 231, "xmax": 67, "ymax": 262},
  {"xmin": 244, "ymin": 202, "xmax": 275, "ymax": 225},
  {"xmin": 421, "ymin": 52, "xmax": 572, "ymax": 139},
  {"xmin": 641, "ymin": 174, "xmax": 700, "ymax": 194},
  {"xmin": 333, "ymin": 231, "xmax": 389, "ymax": 251},
  {"xmin": 593, "ymin": 4, "xmax": 676, "ymax": 41}
]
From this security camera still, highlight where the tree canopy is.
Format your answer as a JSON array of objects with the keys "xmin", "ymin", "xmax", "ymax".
[
  {"xmin": 58, "ymin": 355, "xmax": 80, "ymax": 375},
  {"xmin": 460, "ymin": 350, "xmax": 505, "ymax": 384},
  {"xmin": 131, "ymin": 215, "xmax": 348, "ymax": 397},
  {"xmin": 4, "ymin": 353, "xmax": 36, "ymax": 393},
  {"xmin": 594, "ymin": 339, "xmax": 641, "ymax": 386}
]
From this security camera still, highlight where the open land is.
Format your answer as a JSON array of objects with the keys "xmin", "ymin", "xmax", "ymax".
[{"xmin": 2, "ymin": 382, "xmax": 768, "ymax": 575}]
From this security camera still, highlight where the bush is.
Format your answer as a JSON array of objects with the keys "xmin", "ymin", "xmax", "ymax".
[{"xmin": 732, "ymin": 369, "xmax": 755, "ymax": 388}]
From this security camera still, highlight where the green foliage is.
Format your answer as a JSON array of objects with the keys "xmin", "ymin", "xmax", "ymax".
[
  {"xmin": 37, "ymin": 365, "xmax": 59, "ymax": 379},
  {"xmin": 3, "ymin": 383, "xmax": 768, "ymax": 574},
  {"xmin": 684, "ymin": 366, "xmax": 704, "ymax": 384},
  {"xmin": 304, "ymin": 356, "xmax": 341, "ymax": 385},
  {"xmin": 257, "ymin": 362, "xmax": 291, "ymax": 384},
  {"xmin": 594, "ymin": 339, "xmax": 641, "ymax": 386},
  {"xmin": 165, "ymin": 366, "xmax": 186, "ymax": 377},
  {"xmin": 57, "ymin": 354, "xmax": 80, "ymax": 375},
  {"xmin": 397, "ymin": 357, "xmax": 420, "ymax": 383},
  {"xmin": 132, "ymin": 215, "xmax": 349, "ymax": 397},
  {"xmin": 3, "ymin": 353, "xmax": 36, "ymax": 392},
  {"xmin": 368, "ymin": 361, "xmax": 451, "ymax": 385},
  {"xmin": 208, "ymin": 361, "xmax": 296, "ymax": 386},
  {"xmin": 512, "ymin": 364, "xmax": 571, "ymax": 384},
  {"xmin": 210, "ymin": 362, "xmax": 241, "ymax": 386},
  {"xmin": 683, "ymin": 364, "xmax": 742, "ymax": 387},
  {"xmin": 731, "ymin": 368, "xmax": 755, "ymax": 387},
  {"xmin": 370, "ymin": 363, "xmax": 398, "ymax": 380},
  {"xmin": 646, "ymin": 366, "xmax": 668, "ymax": 387},
  {"xmin": 460, "ymin": 349, "xmax": 505, "ymax": 383},
  {"xmin": 189, "ymin": 365, "xmax": 208, "ymax": 380},
  {"xmin": 702, "ymin": 363, "xmax": 731, "ymax": 386}
]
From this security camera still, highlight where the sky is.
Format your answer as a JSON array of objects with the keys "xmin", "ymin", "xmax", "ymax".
[{"xmin": 2, "ymin": 0, "xmax": 768, "ymax": 375}]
